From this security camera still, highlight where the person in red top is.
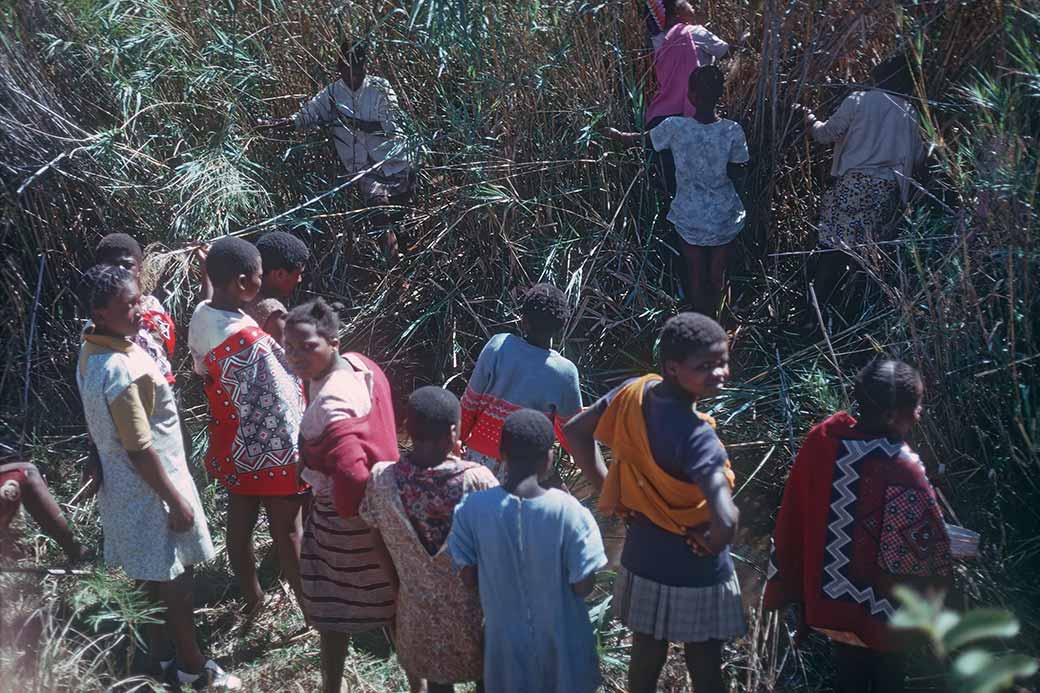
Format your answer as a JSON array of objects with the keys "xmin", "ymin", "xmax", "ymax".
[
  {"xmin": 763, "ymin": 359, "xmax": 953, "ymax": 693},
  {"xmin": 283, "ymin": 299, "xmax": 399, "ymax": 693}
]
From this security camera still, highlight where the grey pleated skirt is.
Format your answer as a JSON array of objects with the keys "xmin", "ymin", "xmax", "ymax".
[{"xmin": 614, "ymin": 566, "xmax": 747, "ymax": 643}]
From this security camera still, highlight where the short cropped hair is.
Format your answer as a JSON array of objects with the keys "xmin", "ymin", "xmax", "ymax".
[
  {"xmin": 339, "ymin": 39, "xmax": 368, "ymax": 65},
  {"xmin": 658, "ymin": 312, "xmax": 728, "ymax": 366},
  {"xmin": 95, "ymin": 233, "xmax": 143, "ymax": 265},
  {"xmin": 256, "ymin": 232, "xmax": 309, "ymax": 273},
  {"xmin": 520, "ymin": 283, "xmax": 569, "ymax": 335},
  {"xmin": 285, "ymin": 298, "xmax": 341, "ymax": 342},
  {"xmin": 407, "ymin": 386, "xmax": 461, "ymax": 440},
  {"xmin": 691, "ymin": 64, "xmax": 724, "ymax": 101},
  {"xmin": 81, "ymin": 264, "xmax": 135, "ymax": 312},
  {"xmin": 501, "ymin": 409, "xmax": 555, "ymax": 468},
  {"xmin": 854, "ymin": 359, "xmax": 923, "ymax": 417},
  {"xmin": 205, "ymin": 237, "xmax": 261, "ymax": 286}
]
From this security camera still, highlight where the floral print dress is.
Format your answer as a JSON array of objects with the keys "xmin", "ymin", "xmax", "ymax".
[
  {"xmin": 650, "ymin": 116, "xmax": 750, "ymax": 247},
  {"xmin": 359, "ymin": 456, "xmax": 497, "ymax": 683}
]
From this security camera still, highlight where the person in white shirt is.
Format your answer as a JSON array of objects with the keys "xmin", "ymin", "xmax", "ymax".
[
  {"xmin": 259, "ymin": 40, "xmax": 415, "ymax": 261},
  {"xmin": 796, "ymin": 54, "xmax": 926, "ymax": 315}
]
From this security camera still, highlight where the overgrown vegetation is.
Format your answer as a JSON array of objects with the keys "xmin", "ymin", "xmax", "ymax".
[{"xmin": 1, "ymin": 0, "xmax": 1037, "ymax": 690}]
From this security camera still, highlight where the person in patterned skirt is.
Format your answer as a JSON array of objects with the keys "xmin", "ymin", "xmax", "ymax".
[
  {"xmin": 360, "ymin": 386, "xmax": 497, "ymax": 692},
  {"xmin": 188, "ymin": 237, "xmax": 308, "ymax": 614}
]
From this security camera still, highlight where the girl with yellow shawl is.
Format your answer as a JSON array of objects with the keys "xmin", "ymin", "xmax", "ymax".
[{"xmin": 566, "ymin": 313, "xmax": 743, "ymax": 693}]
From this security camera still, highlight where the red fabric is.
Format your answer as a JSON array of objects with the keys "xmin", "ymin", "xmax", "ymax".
[
  {"xmin": 299, "ymin": 354, "xmax": 399, "ymax": 518},
  {"xmin": 0, "ymin": 469, "xmax": 27, "ymax": 530},
  {"xmin": 460, "ymin": 389, "xmax": 572, "ymax": 460},
  {"xmin": 203, "ymin": 326, "xmax": 307, "ymax": 496},
  {"xmin": 763, "ymin": 413, "xmax": 952, "ymax": 651}
]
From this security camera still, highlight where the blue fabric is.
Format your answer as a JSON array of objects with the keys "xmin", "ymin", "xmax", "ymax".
[
  {"xmin": 448, "ymin": 487, "xmax": 606, "ymax": 693},
  {"xmin": 595, "ymin": 379, "xmax": 735, "ymax": 587}
]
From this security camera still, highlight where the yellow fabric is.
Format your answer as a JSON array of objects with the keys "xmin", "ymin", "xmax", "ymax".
[
  {"xmin": 83, "ymin": 330, "xmax": 135, "ymax": 352},
  {"xmin": 595, "ymin": 374, "xmax": 735, "ymax": 535},
  {"xmin": 109, "ymin": 379, "xmax": 155, "ymax": 452}
]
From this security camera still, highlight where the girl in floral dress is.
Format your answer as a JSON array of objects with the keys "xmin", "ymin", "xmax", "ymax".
[{"xmin": 360, "ymin": 386, "xmax": 497, "ymax": 692}]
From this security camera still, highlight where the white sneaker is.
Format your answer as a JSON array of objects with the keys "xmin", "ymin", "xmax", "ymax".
[{"xmin": 176, "ymin": 660, "xmax": 242, "ymax": 690}]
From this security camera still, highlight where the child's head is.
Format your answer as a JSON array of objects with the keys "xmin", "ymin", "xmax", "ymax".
[
  {"xmin": 256, "ymin": 232, "xmax": 309, "ymax": 298},
  {"xmin": 205, "ymin": 237, "xmax": 262, "ymax": 306},
  {"xmin": 519, "ymin": 283, "xmax": 569, "ymax": 344},
  {"xmin": 853, "ymin": 358, "xmax": 924, "ymax": 439},
  {"xmin": 689, "ymin": 64, "xmax": 724, "ymax": 108},
  {"xmin": 95, "ymin": 233, "xmax": 144, "ymax": 280},
  {"xmin": 659, "ymin": 312, "xmax": 729, "ymax": 398},
  {"xmin": 284, "ymin": 298, "xmax": 340, "ymax": 380},
  {"xmin": 337, "ymin": 39, "xmax": 368, "ymax": 91},
  {"xmin": 872, "ymin": 54, "xmax": 915, "ymax": 96},
  {"xmin": 663, "ymin": 0, "xmax": 696, "ymax": 24},
  {"xmin": 406, "ymin": 386, "xmax": 461, "ymax": 465},
  {"xmin": 82, "ymin": 264, "xmax": 142, "ymax": 337},
  {"xmin": 500, "ymin": 409, "xmax": 554, "ymax": 482}
]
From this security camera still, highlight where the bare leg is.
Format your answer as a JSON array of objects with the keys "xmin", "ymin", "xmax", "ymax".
[
  {"xmin": 2, "ymin": 462, "xmax": 82, "ymax": 560},
  {"xmin": 319, "ymin": 631, "xmax": 350, "ymax": 693},
  {"xmin": 705, "ymin": 243, "xmax": 733, "ymax": 320},
  {"xmin": 628, "ymin": 632, "xmax": 670, "ymax": 693},
  {"xmin": 680, "ymin": 242, "xmax": 709, "ymax": 313},
  {"xmin": 156, "ymin": 568, "xmax": 206, "ymax": 674},
  {"xmin": 136, "ymin": 581, "xmax": 173, "ymax": 673},
  {"xmin": 684, "ymin": 639, "xmax": 725, "ymax": 693},
  {"xmin": 226, "ymin": 494, "xmax": 264, "ymax": 611},
  {"xmin": 263, "ymin": 495, "xmax": 305, "ymax": 608}
]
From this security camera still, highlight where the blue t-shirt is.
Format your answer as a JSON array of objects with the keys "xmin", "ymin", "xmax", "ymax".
[{"xmin": 594, "ymin": 379, "xmax": 735, "ymax": 587}]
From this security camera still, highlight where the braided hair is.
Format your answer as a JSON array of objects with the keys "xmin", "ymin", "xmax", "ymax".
[
  {"xmin": 285, "ymin": 298, "xmax": 341, "ymax": 341},
  {"xmin": 80, "ymin": 264, "xmax": 135, "ymax": 313},
  {"xmin": 854, "ymin": 358, "xmax": 923, "ymax": 418}
]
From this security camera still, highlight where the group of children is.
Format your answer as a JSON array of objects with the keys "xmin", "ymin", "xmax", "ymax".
[
  {"xmin": 24, "ymin": 225, "xmax": 957, "ymax": 693},
  {"xmin": 0, "ymin": 11, "xmax": 946, "ymax": 689}
]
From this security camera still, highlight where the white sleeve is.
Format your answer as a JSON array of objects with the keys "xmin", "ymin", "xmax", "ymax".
[
  {"xmin": 693, "ymin": 26, "xmax": 730, "ymax": 58},
  {"xmin": 293, "ymin": 84, "xmax": 337, "ymax": 130}
]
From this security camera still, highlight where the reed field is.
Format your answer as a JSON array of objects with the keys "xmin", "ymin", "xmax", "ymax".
[{"xmin": 1, "ymin": 0, "xmax": 1037, "ymax": 690}]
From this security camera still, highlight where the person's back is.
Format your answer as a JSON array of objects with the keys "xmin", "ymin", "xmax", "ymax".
[
  {"xmin": 460, "ymin": 285, "xmax": 583, "ymax": 472},
  {"xmin": 449, "ymin": 410, "xmax": 605, "ymax": 693},
  {"xmin": 812, "ymin": 89, "xmax": 922, "ymax": 185},
  {"xmin": 450, "ymin": 486, "xmax": 603, "ymax": 693}
]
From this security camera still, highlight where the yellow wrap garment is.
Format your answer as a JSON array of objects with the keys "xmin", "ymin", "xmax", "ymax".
[{"xmin": 595, "ymin": 374, "xmax": 735, "ymax": 535}]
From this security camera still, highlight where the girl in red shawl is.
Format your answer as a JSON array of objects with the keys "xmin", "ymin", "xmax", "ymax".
[
  {"xmin": 283, "ymin": 299, "xmax": 399, "ymax": 693},
  {"xmin": 764, "ymin": 359, "xmax": 953, "ymax": 693}
]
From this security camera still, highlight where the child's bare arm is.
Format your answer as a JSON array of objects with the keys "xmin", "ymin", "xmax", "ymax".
[
  {"xmin": 601, "ymin": 127, "xmax": 648, "ymax": 147},
  {"xmin": 126, "ymin": 448, "xmax": 195, "ymax": 532},
  {"xmin": 686, "ymin": 469, "xmax": 739, "ymax": 555},
  {"xmin": 563, "ymin": 407, "xmax": 608, "ymax": 492},
  {"xmin": 571, "ymin": 573, "xmax": 596, "ymax": 597},
  {"xmin": 193, "ymin": 244, "xmax": 213, "ymax": 302}
]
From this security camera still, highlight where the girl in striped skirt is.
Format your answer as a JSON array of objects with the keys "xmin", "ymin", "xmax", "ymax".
[{"xmin": 282, "ymin": 299, "xmax": 398, "ymax": 693}]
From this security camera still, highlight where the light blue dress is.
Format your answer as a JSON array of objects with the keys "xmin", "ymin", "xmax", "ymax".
[{"xmin": 448, "ymin": 487, "xmax": 606, "ymax": 693}]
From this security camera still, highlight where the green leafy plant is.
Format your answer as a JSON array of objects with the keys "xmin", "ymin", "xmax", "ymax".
[{"xmin": 892, "ymin": 586, "xmax": 1038, "ymax": 693}]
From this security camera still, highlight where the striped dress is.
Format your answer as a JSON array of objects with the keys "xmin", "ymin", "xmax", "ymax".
[{"xmin": 298, "ymin": 362, "xmax": 397, "ymax": 633}]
